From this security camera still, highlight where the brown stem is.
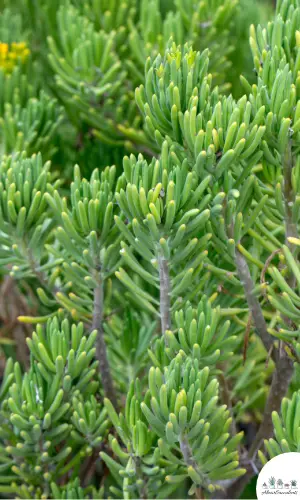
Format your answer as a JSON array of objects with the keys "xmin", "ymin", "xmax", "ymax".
[
  {"xmin": 92, "ymin": 274, "xmax": 117, "ymax": 409},
  {"xmin": 234, "ymin": 248, "xmax": 274, "ymax": 355},
  {"xmin": 158, "ymin": 255, "xmax": 171, "ymax": 336}
]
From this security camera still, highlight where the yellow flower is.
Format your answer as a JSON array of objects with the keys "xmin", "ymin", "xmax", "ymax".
[
  {"xmin": 0, "ymin": 41, "xmax": 30, "ymax": 73},
  {"xmin": 0, "ymin": 43, "xmax": 8, "ymax": 56},
  {"xmin": 11, "ymin": 42, "xmax": 27, "ymax": 52},
  {"xmin": 8, "ymin": 52, "xmax": 17, "ymax": 61}
]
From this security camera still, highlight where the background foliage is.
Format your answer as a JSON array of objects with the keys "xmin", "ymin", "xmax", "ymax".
[{"xmin": 0, "ymin": 0, "xmax": 299, "ymax": 499}]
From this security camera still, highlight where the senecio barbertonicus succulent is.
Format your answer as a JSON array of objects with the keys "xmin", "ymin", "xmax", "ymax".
[{"xmin": 0, "ymin": 0, "xmax": 299, "ymax": 499}]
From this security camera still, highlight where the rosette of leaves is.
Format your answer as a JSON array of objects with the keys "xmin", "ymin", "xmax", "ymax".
[
  {"xmin": 241, "ymin": 1, "xmax": 300, "ymax": 184},
  {"xmin": 101, "ymin": 379, "xmax": 179, "ymax": 500},
  {"xmin": 0, "ymin": 153, "xmax": 60, "ymax": 283},
  {"xmin": 44, "ymin": 164, "xmax": 121, "ymax": 322},
  {"xmin": 136, "ymin": 40, "xmax": 266, "ymax": 185},
  {"xmin": 149, "ymin": 296, "xmax": 238, "ymax": 371},
  {"xmin": 0, "ymin": 91, "xmax": 64, "ymax": 159},
  {"xmin": 141, "ymin": 353, "xmax": 245, "ymax": 496},
  {"xmin": 114, "ymin": 142, "xmax": 211, "ymax": 329},
  {"xmin": 0, "ymin": 317, "xmax": 107, "ymax": 498},
  {"xmin": 135, "ymin": 41, "xmax": 215, "ymax": 147}
]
